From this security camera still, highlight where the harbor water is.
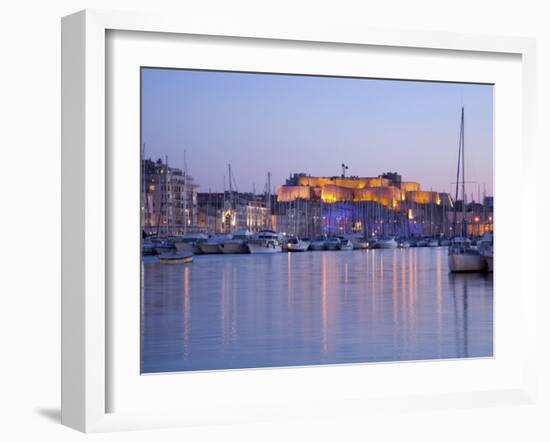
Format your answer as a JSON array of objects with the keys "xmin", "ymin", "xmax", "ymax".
[{"xmin": 141, "ymin": 247, "xmax": 493, "ymax": 373}]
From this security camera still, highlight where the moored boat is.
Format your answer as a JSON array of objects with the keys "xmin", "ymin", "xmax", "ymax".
[
  {"xmin": 310, "ymin": 237, "xmax": 327, "ymax": 251},
  {"xmin": 427, "ymin": 238, "xmax": 440, "ymax": 247},
  {"xmin": 220, "ymin": 230, "xmax": 252, "ymax": 254},
  {"xmin": 440, "ymin": 238, "xmax": 451, "ymax": 247},
  {"xmin": 345, "ymin": 234, "xmax": 369, "ymax": 250},
  {"xmin": 157, "ymin": 250, "xmax": 194, "ymax": 264},
  {"xmin": 325, "ymin": 237, "xmax": 341, "ymax": 251},
  {"xmin": 448, "ymin": 237, "xmax": 486, "ymax": 272},
  {"xmin": 247, "ymin": 230, "xmax": 282, "ymax": 254},
  {"xmin": 338, "ymin": 238, "xmax": 354, "ymax": 251},
  {"xmin": 174, "ymin": 232, "xmax": 208, "ymax": 254},
  {"xmin": 199, "ymin": 234, "xmax": 231, "ymax": 254},
  {"xmin": 447, "ymin": 108, "xmax": 486, "ymax": 273},
  {"xmin": 152, "ymin": 238, "xmax": 175, "ymax": 255},
  {"xmin": 477, "ymin": 232, "xmax": 494, "ymax": 272},
  {"xmin": 375, "ymin": 238, "xmax": 397, "ymax": 249},
  {"xmin": 287, "ymin": 237, "xmax": 310, "ymax": 252}
]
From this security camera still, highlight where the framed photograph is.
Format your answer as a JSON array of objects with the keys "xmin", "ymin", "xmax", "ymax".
[{"xmin": 61, "ymin": 9, "xmax": 537, "ymax": 432}]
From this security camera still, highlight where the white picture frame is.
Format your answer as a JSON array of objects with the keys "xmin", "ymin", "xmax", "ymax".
[{"xmin": 61, "ymin": 9, "xmax": 537, "ymax": 433}]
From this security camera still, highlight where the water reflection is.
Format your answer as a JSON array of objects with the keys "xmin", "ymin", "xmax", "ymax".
[{"xmin": 141, "ymin": 248, "xmax": 493, "ymax": 373}]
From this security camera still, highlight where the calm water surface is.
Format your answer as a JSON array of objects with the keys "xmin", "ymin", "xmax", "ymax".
[{"xmin": 141, "ymin": 248, "xmax": 493, "ymax": 373}]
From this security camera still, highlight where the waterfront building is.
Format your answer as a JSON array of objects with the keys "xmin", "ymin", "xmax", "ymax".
[
  {"xmin": 142, "ymin": 158, "xmax": 198, "ymax": 235},
  {"xmin": 196, "ymin": 192, "xmax": 270, "ymax": 234}
]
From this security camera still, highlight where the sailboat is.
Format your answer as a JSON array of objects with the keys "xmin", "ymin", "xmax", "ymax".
[{"xmin": 448, "ymin": 107, "xmax": 486, "ymax": 273}]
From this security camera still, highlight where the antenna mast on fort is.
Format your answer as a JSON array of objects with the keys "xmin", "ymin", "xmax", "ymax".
[{"xmin": 341, "ymin": 163, "xmax": 348, "ymax": 178}]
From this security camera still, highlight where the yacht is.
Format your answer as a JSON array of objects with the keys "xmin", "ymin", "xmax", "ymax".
[
  {"xmin": 415, "ymin": 238, "xmax": 428, "ymax": 247},
  {"xmin": 375, "ymin": 238, "xmax": 397, "ymax": 249},
  {"xmin": 448, "ymin": 108, "xmax": 486, "ymax": 273},
  {"xmin": 199, "ymin": 234, "xmax": 231, "ymax": 254},
  {"xmin": 247, "ymin": 230, "xmax": 282, "ymax": 254},
  {"xmin": 427, "ymin": 238, "xmax": 440, "ymax": 247},
  {"xmin": 353, "ymin": 238, "xmax": 369, "ymax": 250},
  {"xmin": 325, "ymin": 237, "xmax": 341, "ymax": 251},
  {"xmin": 399, "ymin": 239, "xmax": 411, "ymax": 248},
  {"xmin": 220, "ymin": 230, "xmax": 253, "ymax": 254},
  {"xmin": 174, "ymin": 232, "xmax": 208, "ymax": 254},
  {"xmin": 310, "ymin": 237, "xmax": 327, "ymax": 251},
  {"xmin": 346, "ymin": 234, "xmax": 369, "ymax": 250},
  {"xmin": 338, "ymin": 238, "xmax": 354, "ymax": 251},
  {"xmin": 440, "ymin": 238, "xmax": 451, "ymax": 247},
  {"xmin": 477, "ymin": 232, "xmax": 494, "ymax": 272},
  {"xmin": 152, "ymin": 238, "xmax": 175, "ymax": 255},
  {"xmin": 287, "ymin": 237, "xmax": 310, "ymax": 252},
  {"xmin": 448, "ymin": 237, "xmax": 486, "ymax": 272}
]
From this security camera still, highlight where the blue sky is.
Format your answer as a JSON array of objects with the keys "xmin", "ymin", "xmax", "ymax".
[{"xmin": 141, "ymin": 68, "xmax": 493, "ymax": 199}]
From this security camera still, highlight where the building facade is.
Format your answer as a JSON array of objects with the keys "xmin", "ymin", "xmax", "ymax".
[{"xmin": 142, "ymin": 158, "xmax": 198, "ymax": 235}]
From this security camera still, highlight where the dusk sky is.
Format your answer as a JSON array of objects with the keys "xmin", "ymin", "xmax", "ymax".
[{"xmin": 141, "ymin": 68, "xmax": 493, "ymax": 199}]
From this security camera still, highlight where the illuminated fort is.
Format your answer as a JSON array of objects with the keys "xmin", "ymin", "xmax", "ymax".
[
  {"xmin": 278, "ymin": 172, "xmax": 451, "ymax": 209},
  {"xmin": 272, "ymin": 171, "xmax": 492, "ymax": 238}
]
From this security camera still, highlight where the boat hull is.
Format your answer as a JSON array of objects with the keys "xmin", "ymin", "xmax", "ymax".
[
  {"xmin": 287, "ymin": 242, "xmax": 310, "ymax": 252},
  {"xmin": 174, "ymin": 242, "xmax": 200, "ymax": 254},
  {"xmin": 376, "ymin": 240, "xmax": 397, "ymax": 249},
  {"xmin": 158, "ymin": 253, "xmax": 194, "ymax": 264},
  {"xmin": 198, "ymin": 243, "xmax": 223, "ymax": 254},
  {"xmin": 220, "ymin": 242, "xmax": 249, "ymax": 254},
  {"xmin": 448, "ymin": 253, "xmax": 486, "ymax": 272},
  {"xmin": 248, "ymin": 243, "xmax": 282, "ymax": 254},
  {"xmin": 310, "ymin": 242, "xmax": 326, "ymax": 251},
  {"xmin": 154, "ymin": 245, "xmax": 175, "ymax": 255}
]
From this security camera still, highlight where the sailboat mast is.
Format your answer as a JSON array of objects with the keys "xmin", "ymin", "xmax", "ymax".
[
  {"xmin": 183, "ymin": 149, "xmax": 188, "ymax": 234},
  {"xmin": 453, "ymin": 107, "xmax": 464, "ymax": 236},
  {"xmin": 266, "ymin": 172, "xmax": 272, "ymax": 229},
  {"xmin": 141, "ymin": 143, "xmax": 146, "ymax": 233},
  {"xmin": 461, "ymin": 107, "xmax": 466, "ymax": 236}
]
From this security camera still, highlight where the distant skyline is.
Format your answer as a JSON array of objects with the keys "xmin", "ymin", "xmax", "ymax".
[{"xmin": 141, "ymin": 68, "xmax": 494, "ymax": 199}]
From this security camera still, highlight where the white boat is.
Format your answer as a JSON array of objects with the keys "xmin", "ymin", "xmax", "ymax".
[
  {"xmin": 353, "ymin": 239, "xmax": 369, "ymax": 250},
  {"xmin": 287, "ymin": 237, "xmax": 310, "ymax": 252},
  {"xmin": 448, "ymin": 237, "xmax": 486, "ymax": 272},
  {"xmin": 339, "ymin": 239, "xmax": 354, "ymax": 250},
  {"xmin": 310, "ymin": 237, "xmax": 327, "ymax": 251},
  {"xmin": 345, "ymin": 234, "xmax": 369, "ymax": 249},
  {"xmin": 399, "ymin": 240, "xmax": 411, "ymax": 248},
  {"xmin": 157, "ymin": 250, "xmax": 194, "ymax": 264},
  {"xmin": 220, "ymin": 230, "xmax": 252, "ymax": 254},
  {"xmin": 415, "ymin": 239, "xmax": 428, "ymax": 247},
  {"xmin": 375, "ymin": 238, "xmax": 397, "ymax": 249},
  {"xmin": 174, "ymin": 233, "xmax": 208, "ymax": 254},
  {"xmin": 325, "ymin": 237, "xmax": 341, "ymax": 250},
  {"xmin": 248, "ymin": 230, "xmax": 282, "ymax": 254},
  {"xmin": 427, "ymin": 238, "xmax": 440, "ymax": 247},
  {"xmin": 477, "ymin": 233, "xmax": 494, "ymax": 272}
]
